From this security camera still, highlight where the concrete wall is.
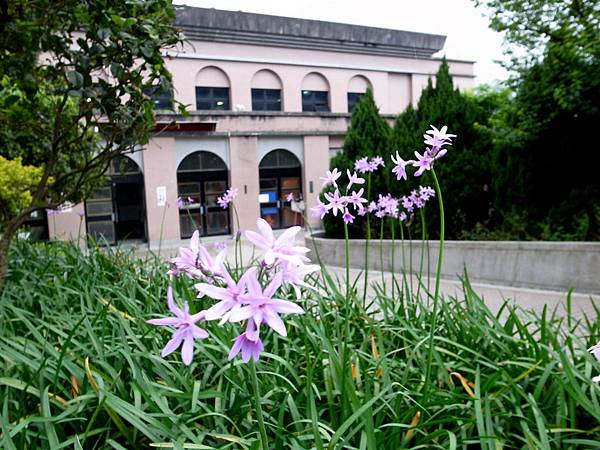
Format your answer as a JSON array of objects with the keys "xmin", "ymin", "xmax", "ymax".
[{"xmin": 306, "ymin": 233, "xmax": 600, "ymax": 294}]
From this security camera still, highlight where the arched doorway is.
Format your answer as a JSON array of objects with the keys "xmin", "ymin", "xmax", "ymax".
[
  {"xmin": 177, "ymin": 151, "xmax": 230, "ymax": 238},
  {"xmin": 259, "ymin": 149, "xmax": 302, "ymax": 229},
  {"xmin": 85, "ymin": 155, "xmax": 146, "ymax": 244}
]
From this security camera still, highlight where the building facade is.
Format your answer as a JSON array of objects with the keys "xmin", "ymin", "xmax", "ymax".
[{"xmin": 47, "ymin": 6, "xmax": 474, "ymax": 249}]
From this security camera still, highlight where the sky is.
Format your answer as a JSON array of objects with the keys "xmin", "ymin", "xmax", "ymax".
[{"xmin": 176, "ymin": 0, "xmax": 509, "ymax": 86}]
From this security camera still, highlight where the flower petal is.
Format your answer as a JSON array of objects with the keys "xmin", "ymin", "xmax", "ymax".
[
  {"xmin": 263, "ymin": 309, "xmax": 287, "ymax": 336},
  {"xmin": 161, "ymin": 330, "xmax": 184, "ymax": 357},
  {"xmin": 147, "ymin": 317, "xmax": 180, "ymax": 326},
  {"xmin": 245, "ymin": 230, "xmax": 270, "ymax": 249},
  {"xmin": 194, "ymin": 283, "xmax": 231, "ymax": 301},
  {"xmin": 272, "ymin": 299, "xmax": 304, "ymax": 314},
  {"xmin": 181, "ymin": 334, "xmax": 194, "ymax": 365}
]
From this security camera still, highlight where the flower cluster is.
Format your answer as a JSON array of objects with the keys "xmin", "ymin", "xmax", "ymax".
[
  {"xmin": 177, "ymin": 196, "xmax": 195, "ymax": 208},
  {"xmin": 401, "ymin": 186, "xmax": 436, "ymax": 213},
  {"xmin": 312, "ymin": 170, "xmax": 367, "ymax": 224},
  {"xmin": 391, "ymin": 125, "xmax": 455, "ymax": 178},
  {"xmin": 355, "ymin": 155, "xmax": 385, "ymax": 174},
  {"xmin": 149, "ymin": 219, "xmax": 317, "ymax": 365},
  {"xmin": 217, "ymin": 187, "xmax": 238, "ymax": 209}
]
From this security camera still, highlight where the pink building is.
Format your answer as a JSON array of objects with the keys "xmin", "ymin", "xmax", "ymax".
[{"xmin": 46, "ymin": 6, "xmax": 474, "ymax": 249}]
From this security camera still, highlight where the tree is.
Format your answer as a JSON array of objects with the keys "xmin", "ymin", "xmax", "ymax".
[
  {"xmin": 475, "ymin": 0, "xmax": 600, "ymax": 239},
  {"xmin": 0, "ymin": 0, "xmax": 182, "ymax": 286},
  {"xmin": 323, "ymin": 89, "xmax": 390, "ymax": 238},
  {"xmin": 391, "ymin": 60, "xmax": 495, "ymax": 239}
]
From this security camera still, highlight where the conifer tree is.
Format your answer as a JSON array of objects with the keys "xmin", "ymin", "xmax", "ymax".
[{"xmin": 323, "ymin": 89, "xmax": 390, "ymax": 237}]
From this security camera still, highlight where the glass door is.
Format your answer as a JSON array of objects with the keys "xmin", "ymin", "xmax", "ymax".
[
  {"xmin": 177, "ymin": 173, "xmax": 230, "ymax": 238},
  {"xmin": 259, "ymin": 177, "xmax": 280, "ymax": 229},
  {"xmin": 259, "ymin": 175, "xmax": 302, "ymax": 229},
  {"xmin": 85, "ymin": 184, "xmax": 116, "ymax": 244},
  {"xmin": 203, "ymin": 180, "xmax": 229, "ymax": 235},
  {"xmin": 280, "ymin": 176, "xmax": 302, "ymax": 228}
]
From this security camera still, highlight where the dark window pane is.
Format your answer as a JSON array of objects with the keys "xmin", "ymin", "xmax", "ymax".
[
  {"xmin": 347, "ymin": 92, "xmax": 364, "ymax": 112},
  {"xmin": 302, "ymin": 90, "xmax": 329, "ymax": 112},
  {"xmin": 251, "ymin": 88, "xmax": 281, "ymax": 111},
  {"xmin": 179, "ymin": 151, "xmax": 227, "ymax": 172},
  {"xmin": 259, "ymin": 149, "xmax": 300, "ymax": 169},
  {"xmin": 196, "ymin": 86, "xmax": 230, "ymax": 110},
  {"xmin": 143, "ymin": 86, "xmax": 173, "ymax": 110}
]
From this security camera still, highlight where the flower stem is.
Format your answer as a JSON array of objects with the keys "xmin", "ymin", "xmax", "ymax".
[
  {"xmin": 390, "ymin": 217, "xmax": 396, "ymax": 299},
  {"xmin": 417, "ymin": 209, "xmax": 426, "ymax": 300},
  {"xmin": 423, "ymin": 168, "xmax": 445, "ymax": 400},
  {"xmin": 249, "ymin": 359, "xmax": 269, "ymax": 449},
  {"xmin": 362, "ymin": 173, "xmax": 372, "ymax": 306},
  {"xmin": 344, "ymin": 222, "xmax": 350, "ymax": 300},
  {"xmin": 379, "ymin": 219, "xmax": 385, "ymax": 295},
  {"xmin": 232, "ymin": 203, "xmax": 242, "ymax": 271}
]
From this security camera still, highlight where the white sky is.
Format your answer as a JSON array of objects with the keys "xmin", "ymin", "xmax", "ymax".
[{"xmin": 176, "ymin": 0, "xmax": 509, "ymax": 86}]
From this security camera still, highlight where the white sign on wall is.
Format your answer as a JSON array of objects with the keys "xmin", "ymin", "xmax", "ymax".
[{"xmin": 156, "ymin": 186, "xmax": 167, "ymax": 207}]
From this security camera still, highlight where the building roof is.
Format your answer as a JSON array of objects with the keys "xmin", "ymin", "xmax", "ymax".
[{"xmin": 174, "ymin": 6, "xmax": 446, "ymax": 59}]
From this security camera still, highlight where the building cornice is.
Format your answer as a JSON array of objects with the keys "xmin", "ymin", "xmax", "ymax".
[
  {"xmin": 163, "ymin": 51, "xmax": 476, "ymax": 78},
  {"xmin": 174, "ymin": 6, "xmax": 446, "ymax": 59}
]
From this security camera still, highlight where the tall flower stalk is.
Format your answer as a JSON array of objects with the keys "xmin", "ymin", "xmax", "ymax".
[{"xmin": 249, "ymin": 359, "xmax": 269, "ymax": 449}]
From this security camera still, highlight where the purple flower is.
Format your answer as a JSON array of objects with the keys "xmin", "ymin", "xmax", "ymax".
[
  {"xmin": 323, "ymin": 189, "xmax": 347, "ymax": 217},
  {"xmin": 401, "ymin": 196, "xmax": 414, "ymax": 213},
  {"xmin": 354, "ymin": 157, "xmax": 371, "ymax": 174},
  {"xmin": 232, "ymin": 272, "xmax": 304, "ymax": 337},
  {"xmin": 320, "ymin": 168, "xmax": 342, "ymax": 188},
  {"xmin": 347, "ymin": 188, "xmax": 367, "ymax": 210},
  {"xmin": 217, "ymin": 187, "xmax": 238, "ymax": 209},
  {"xmin": 367, "ymin": 201, "xmax": 377, "ymax": 213},
  {"xmin": 419, "ymin": 186, "xmax": 436, "ymax": 202},
  {"xmin": 213, "ymin": 241, "xmax": 227, "ymax": 252},
  {"xmin": 228, "ymin": 320, "xmax": 264, "ymax": 363},
  {"xmin": 412, "ymin": 150, "xmax": 434, "ymax": 177},
  {"xmin": 342, "ymin": 209, "xmax": 355, "ymax": 224},
  {"xmin": 310, "ymin": 200, "xmax": 328, "ymax": 219},
  {"xmin": 371, "ymin": 156, "xmax": 385, "ymax": 168},
  {"xmin": 147, "ymin": 287, "xmax": 209, "ymax": 366},
  {"xmin": 356, "ymin": 206, "xmax": 367, "ymax": 216},
  {"xmin": 399, "ymin": 212, "xmax": 407, "ymax": 221},
  {"xmin": 391, "ymin": 151, "xmax": 410, "ymax": 181},
  {"xmin": 280, "ymin": 261, "xmax": 320, "ymax": 298},
  {"xmin": 424, "ymin": 125, "xmax": 456, "ymax": 149},
  {"xmin": 169, "ymin": 231, "xmax": 226, "ymax": 279},
  {"xmin": 346, "ymin": 170, "xmax": 365, "ymax": 190},
  {"xmin": 195, "ymin": 267, "xmax": 255, "ymax": 324},
  {"xmin": 245, "ymin": 218, "xmax": 309, "ymax": 266}
]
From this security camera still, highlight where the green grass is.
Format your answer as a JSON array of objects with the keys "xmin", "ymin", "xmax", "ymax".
[{"xmin": 1, "ymin": 240, "xmax": 599, "ymax": 449}]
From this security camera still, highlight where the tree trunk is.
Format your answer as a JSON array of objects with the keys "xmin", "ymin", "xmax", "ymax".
[{"xmin": 0, "ymin": 216, "xmax": 26, "ymax": 291}]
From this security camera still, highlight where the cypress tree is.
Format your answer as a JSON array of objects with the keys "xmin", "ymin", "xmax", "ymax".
[{"xmin": 323, "ymin": 89, "xmax": 390, "ymax": 237}]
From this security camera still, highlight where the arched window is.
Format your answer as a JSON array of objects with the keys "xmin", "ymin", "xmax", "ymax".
[
  {"xmin": 251, "ymin": 69, "xmax": 283, "ymax": 111},
  {"xmin": 347, "ymin": 75, "xmax": 372, "ymax": 112},
  {"xmin": 195, "ymin": 66, "xmax": 231, "ymax": 111},
  {"xmin": 85, "ymin": 155, "xmax": 146, "ymax": 245},
  {"xmin": 259, "ymin": 149, "xmax": 303, "ymax": 229},
  {"xmin": 301, "ymin": 72, "xmax": 330, "ymax": 112},
  {"xmin": 177, "ymin": 151, "xmax": 230, "ymax": 238}
]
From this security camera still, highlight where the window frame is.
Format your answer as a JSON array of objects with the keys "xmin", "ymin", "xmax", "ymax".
[
  {"xmin": 195, "ymin": 86, "xmax": 230, "ymax": 111},
  {"xmin": 251, "ymin": 88, "xmax": 282, "ymax": 111},
  {"xmin": 301, "ymin": 90, "xmax": 330, "ymax": 112}
]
